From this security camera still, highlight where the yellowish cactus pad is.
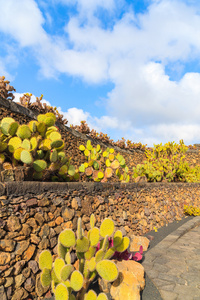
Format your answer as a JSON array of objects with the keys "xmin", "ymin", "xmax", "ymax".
[
  {"xmin": 59, "ymin": 229, "xmax": 76, "ymax": 248},
  {"xmin": 39, "ymin": 250, "xmax": 53, "ymax": 270},
  {"xmin": 54, "ymin": 283, "xmax": 69, "ymax": 300},
  {"xmin": 96, "ymin": 260, "xmax": 118, "ymax": 282},
  {"xmin": 70, "ymin": 270, "xmax": 84, "ymax": 292},
  {"xmin": 100, "ymin": 218, "xmax": 115, "ymax": 238}
]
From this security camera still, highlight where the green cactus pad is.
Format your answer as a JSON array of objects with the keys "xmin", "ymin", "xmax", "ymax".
[
  {"xmin": 76, "ymin": 237, "xmax": 90, "ymax": 253},
  {"xmin": 33, "ymin": 160, "xmax": 47, "ymax": 172},
  {"xmin": 68, "ymin": 165, "xmax": 76, "ymax": 176},
  {"xmin": 59, "ymin": 165, "xmax": 68, "ymax": 175},
  {"xmin": 105, "ymin": 159, "xmax": 111, "ymax": 167},
  {"xmin": 16, "ymin": 125, "xmax": 32, "ymax": 139},
  {"xmin": 30, "ymin": 137, "xmax": 37, "ymax": 151},
  {"xmin": 51, "ymin": 269, "xmax": 60, "ymax": 284},
  {"xmin": 90, "ymin": 214, "xmax": 96, "ymax": 229},
  {"xmin": 44, "ymin": 116, "xmax": 55, "ymax": 127},
  {"xmin": 88, "ymin": 257, "xmax": 96, "ymax": 272},
  {"xmin": 65, "ymin": 251, "xmax": 71, "ymax": 265},
  {"xmin": 21, "ymin": 139, "xmax": 31, "ymax": 150},
  {"xmin": 58, "ymin": 151, "xmax": 65, "ymax": 160},
  {"xmin": 33, "ymin": 171, "xmax": 43, "ymax": 180},
  {"xmin": 120, "ymin": 158, "xmax": 126, "ymax": 166},
  {"xmin": 79, "ymin": 145, "xmax": 85, "ymax": 151},
  {"xmin": 8, "ymin": 137, "xmax": 22, "ymax": 153},
  {"xmin": 105, "ymin": 168, "xmax": 113, "ymax": 178},
  {"xmin": 85, "ymin": 246, "xmax": 96, "ymax": 260},
  {"xmin": 113, "ymin": 230, "xmax": 123, "ymax": 247},
  {"xmin": 0, "ymin": 117, "xmax": 15, "ymax": 125},
  {"xmin": 116, "ymin": 154, "xmax": 123, "ymax": 162},
  {"xmin": 54, "ymin": 258, "xmax": 65, "ymax": 281},
  {"xmin": 51, "ymin": 139, "xmax": 64, "ymax": 149},
  {"xmin": 49, "ymin": 131, "xmax": 61, "ymax": 141},
  {"xmin": 54, "ymin": 283, "xmax": 69, "ymax": 300},
  {"xmin": 79, "ymin": 164, "xmax": 86, "ymax": 173},
  {"xmin": 89, "ymin": 227, "xmax": 100, "ymax": 247},
  {"xmin": 28, "ymin": 120, "xmax": 37, "ymax": 132},
  {"xmin": 39, "ymin": 250, "xmax": 53, "ymax": 270},
  {"xmin": 8, "ymin": 122, "xmax": 18, "ymax": 136},
  {"xmin": 93, "ymin": 161, "xmax": 99, "ymax": 170},
  {"xmin": 57, "ymin": 241, "xmax": 67, "ymax": 260},
  {"xmin": 63, "ymin": 280, "xmax": 71, "ymax": 288},
  {"xmin": 20, "ymin": 150, "xmax": 33, "ymax": 164},
  {"xmin": 95, "ymin": 249, "xmax": 105, "ymax": 263},
  {"xmin": 50, "ymin": 149, "xmax": 58, "ymax": 163},
  {"xmin": 103, "ymin": 151, "xmax": 109, "ymax": 157},
  {"xmin": 1, "ymin": 122, "xmax": 10, "ymax": 135},
  {"xmin": 13, "ymin": 148, "xmax": 23, "ymax": 160},
  {"xmin": 37, "ymin": 114, "xmax": 46, "ymax": 123},
  {"xmin": 100, "ymin": 218, "xmax": 115, "ymax": 238},
  {"xmin": 40, "ymin": 268, "xmax": 51, "ymax": 287},
  {"xmin": 0, "ymin": 153, "xmax": 5, "ymax": 164},
  {"xmin": 59, "ymin": 229, "xmax": 76, "ymax": 248},
  {"xmin": 70, "ymin": 270, "xmax": 84, "ymax": 292},
  {"xmin": 45, "ymin": 112, "xmax": 57, "ymax": 122},
  {"xmin": 37, "ymin": 122, "xmax": 46, "ymax": 134},
  {"xmin": 96, "ymin": 260, "xmax": 118, "ymax": 282},
  {"xmin": 60, "ymin": 264, "xmax": 73, "ymax": 281},
  {"xmin": 97, "ymin": 293, "xmax": 108, "ymax": 300},
  {"xmin": 0, "ymin": 142, "xmax": 7, "ymax": 152},
  {"xmin": 84, "ymin": 290, "xmax": 97, "ymax": 300},
  {"xmin": 111, "ymin": 160, "xmax": 120, "ymax": 169},
  {"xmin": 39, "ymin": 138, "xmax": 51, "ymax": 151},
  {"xmin": 115, "ymin": 236, "xmax": 130, "ymax": 252},
  {"xmin": 104, "ymin": 247, "xmax": 115, "ymax": 260}
]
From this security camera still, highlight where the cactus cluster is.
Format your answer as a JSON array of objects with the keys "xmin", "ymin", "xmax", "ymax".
[
  {"xmin": 132, "ymin": 140, "xmax": 200, "ymax": 182},
  {"xmin": 39, "ymin": 214, "xmax": 131, "ymax": 300},
  {"xmin": 0, "ymin": 76, "xmax": 16, "ymax": 100},
  {"xmin": 0, "ymin": 113, "xmax": 78, "ymax": 181},
  {"xmin": 79, "ymin": 140, "xmax": 130, "ymax": 182},
  {"xmin": 184, "ymin": 205, "xmax": 200, "ymax": 216}
]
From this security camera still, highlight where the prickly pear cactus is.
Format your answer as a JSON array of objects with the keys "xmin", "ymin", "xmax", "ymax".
[
  {"xmin": 79, "ymin": 140, "xmax": 130, "ymax": 182},
  {"xmin": 0, "ymin": 113, "xmax": 78, "ymax": 182},
  {"xmin": 39, "ymin": 214, "xmax": 130, "ymax": 300}
]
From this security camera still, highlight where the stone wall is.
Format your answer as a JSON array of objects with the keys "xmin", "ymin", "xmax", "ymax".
[{"xmin": 0, "ymin": 181, "xmax": 200, "ymax": 299}]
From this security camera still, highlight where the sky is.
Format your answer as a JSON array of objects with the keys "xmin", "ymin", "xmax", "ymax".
[{"xmin": 1, "ymin": 0, "xmax": 200, "ymax": 146}]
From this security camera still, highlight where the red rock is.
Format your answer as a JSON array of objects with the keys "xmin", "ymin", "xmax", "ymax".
[{"xmin": 23, "ymin": 244, "xmax": 36, "ymax": 261}]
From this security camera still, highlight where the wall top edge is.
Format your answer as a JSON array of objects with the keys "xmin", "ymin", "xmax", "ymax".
[{"xmin": 1, "ymin": 181, "xmax": 200, "ymax": 197}]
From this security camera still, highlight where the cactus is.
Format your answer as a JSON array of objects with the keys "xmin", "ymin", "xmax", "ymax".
[
  {"xmin": 38, "ymin": 214, "xmax": 133, "ymax": 299},
  {"xmin": 16, "ymin": 125, "xmax": 32, "ymax": 139},
  {"xmin": 79, "ymin": 140, "xmax": 129, "ymax": 183},
  {"xmin": 0, "ymin": 114, "xmax": 76, "ymax": 182}
]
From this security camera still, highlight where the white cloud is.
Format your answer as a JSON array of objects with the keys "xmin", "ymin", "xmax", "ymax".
[
  {"xmin": 0, "ymin": 0, "xmax": 46, "ymax": 46},
  {"xmin": 2, "ymin": 0, "xmax": 200, "ymax": 145},
  {"xmin": 62, "ymin": 107, "xmax": 90, "ymax": 125}
]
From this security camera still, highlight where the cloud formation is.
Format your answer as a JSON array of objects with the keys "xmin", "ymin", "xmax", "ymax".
[{"xmin": 1, "ymin": 0, "xmax": 200, "ymax": 145}]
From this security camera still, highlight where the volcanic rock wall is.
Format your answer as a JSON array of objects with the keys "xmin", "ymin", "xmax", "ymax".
[{"xmin": 0, "ymin": 181, "xmax": 200, "ymax": 299}]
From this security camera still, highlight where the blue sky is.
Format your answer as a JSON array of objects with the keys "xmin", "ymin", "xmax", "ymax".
[{"xmin": 1, "ymin": 0, "xmax": 200, "ymax": 146}]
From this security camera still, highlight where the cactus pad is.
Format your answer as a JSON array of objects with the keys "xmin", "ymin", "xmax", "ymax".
[
  {"xmin": 90, "ymin": 214, "xmax": 96, "ymax": 229},
  {"xmin": 59, "ymin": 229, "xmax": 76, "ymax": 248},
  {"xmin": 57, "ymin": 241, "xmax": 67, "ymax": 260},
  {"xmin": 21, "ymin": 139, "xmax": 31, "ymax": 150},
  {"xmin": 54, "ymin": 283, "xmax": 69, "ymax": 300},
  {"xmin": 98, "ymin": 172, "xmax": 104, "ymax": 179},
  {"xmin": 85, "ymin": 167, "xmax": 93, "ymax": 176},
  {"xmin": 0, "ymin": 142, "xmax": 7, "ymax": 152},
  {"xmin": 8, "ymin": 122, "xmax": 18, "ymax": 136},
  {"xmin": 115, "ymin": 236, "xmax": 130, "ymax": 252},
  {"xmin": 33, "ymin": 160, "xmax": 47, "ymax": 172},
  {"xmin": 65, "ymin": 251, "xmax": 71, "ymax": 265},
  {"xmin": 44, "ymin": 116, "xmax": 55, "ymax": 127},
  {"xmin": 84, "ymin": 290, "xmax": 97, "ymax": 300},
  {"xmin": 89, "ymin": 227, "xmax": 100, "ymax": 247},
  {"xmin": 79, "ymin": 145, "xmax": 85, "ymax": 151},
  {"xmin": 51, "ymin": 139, "xmax": 64, "ymax": 149},
  {"xmin": 50, "ymin": 149, "xmax": 58, "ymax": 163},
  {"xmin": 13, "ymin": 148, "xmax": 23, "ymax": 160},
  {"xmin": 68, "ymin": 165, "xmax": 76, "ymax": 176},
  {"xmin": 100, "ymin": 218, "xmax": 115, "ymax": 238},
  {"xmin": 88, "ymin": 257, "xmax": 96, "ymax": 272},
  {"xmin": 79, "ymin": 164, "xmax": 86, "ymax": 173},
  {"xmin": 105, "ymin": 168, "xmax": 113, "ymax": 178},
  {"xmin": 85, "ymin": 246, "xmax": 96, "ymax": 260},
  {"xmin": 60, "ymin": 264, "xmax": 73, "ymax": 281},
  {"xmin": 104, "ymin": 247, "xmax": 115, "ymax": 260},
  {"xmin": 111, "ymin": 160, "xmax": 120, "ymax": 169},
  {"xmin": 70, "ymin": 270, "xmax": 84, "ymax": 292},
  {"xmin": 8, "ymin": 137, "xmax": 22, "ymax": 153},
  {"xmin": 49, "ymin": 131, "xmax": 61, "ymax": 141},
  {"xmin": 97, "ymin": 293, "xmax": 108, "ymax": 300},
  {"xmin": 54, "ymin": 258, "xmax": 65, "ymax": 281},
  {"xmin": 96, "ymin": 260, "xmax": 118, "ymax": 282},
  {"xmin": 20, "ymin": 150, "xmax": 33, "ymax": 164},
  {"xmin": 16, "ymin": 125, "xmax": 31, "ymax": 139},
  {"xmin": 95, "ymin": 249, "xmax": 105, "ymax": 263},
  {"xmin": 39, "ymin": 250, "xmax": 53, "ymax": 270},
  {"xmin": 40, "ymin": 268, "xmax": 51, "ymax": 287},
  {"xmin": 113, "ymin": 230, "xmax": 123, "ymax": 247},
  {"xmin": 76, "ymin": 237, "xmax": 90, "ymax": 253}
]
